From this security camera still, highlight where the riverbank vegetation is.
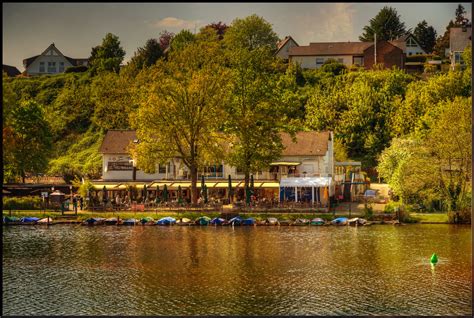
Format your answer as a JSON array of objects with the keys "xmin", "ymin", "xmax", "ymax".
[{"xmin": 2, "ymin": 9, "xmax": 471, "ymax": 216}]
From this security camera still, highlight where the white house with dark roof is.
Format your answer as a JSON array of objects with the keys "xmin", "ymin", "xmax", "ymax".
[
  {"xmin": 390, "ymin": 33, "xmax": 427, "ymax": 56},
  {"xmin": 275, "ymin": 36, "xmax": 299, "ymax": 60},
  {"xmin": 23, "ymin": 43, "xmax": 88, "ymax": 76}
]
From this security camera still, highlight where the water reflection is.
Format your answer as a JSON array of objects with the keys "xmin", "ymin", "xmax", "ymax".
[{"xmin": 3, "ymin": 224, "xmax": 472, "ymax": 316}]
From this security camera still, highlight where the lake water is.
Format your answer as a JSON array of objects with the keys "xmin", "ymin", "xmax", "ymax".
[{"xmin": 2, "ymin": 224, "xmax": 472, "ymax": 316}]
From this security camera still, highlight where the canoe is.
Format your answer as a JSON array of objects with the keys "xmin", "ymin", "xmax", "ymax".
[
  {"xmin": 294, "ymin": 218, "xmax": 310, "ymax": 226},
  {"xmin": 82, "ymin": 217, "xmax": 106, "ymax": 225},
  {"xmin": 156, "ymin": 217, "xmax": 176, "ymax": 225},
  {"xmin": 105, "ymin": 217, "xmax": 118, "ymax": 225},
  {"xmin": 195, "ymin": 216, "xmax": 211, "ymax": 225},
  {"xmin": 310, "ymin": 218, "xmax": 325, "ymax": 225},
  {"xmin": 348, "ymin": 218, "xmax": 367, "ymax": 226},
  {"xmin": 242, "ymin": 217, "xmax": 256, "ymax": 226},
  {"xmin": 140, "ymin": 217, "xmax": 155, "ymax": 225},
  {"xmin": 122, "ymin": 218, "xmax": 138, "ymax": 226},
  {"xmin": 279, "ymin": 219, "xmax": 293, "ymax": 226},
  {"xmin": 331, "ymin": 217, "xmax": 348, "ymax": 225},
  {"xmin": 21, "ymin": 217, "xmax": 40, "ymax": 223},
  {"xmin": 37, "ymin": 217, "xmax": 53, "ymax": 224},
  {"xmin": 229, "ymin": 216, "xmax": 242, "ymax": 226},
  {"xmin": 265, "ymin": 217, "xmax": 279, "ymax": 225},
  {"xmin": 210, "ymin": 217, "xmax": 226, "ymax": 225}
]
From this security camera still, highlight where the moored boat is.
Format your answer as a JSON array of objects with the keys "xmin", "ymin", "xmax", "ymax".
[
  {"xmin": 294, "ymin": 218, "xmax": 310, "ymax": 226},
  {"xmin": 140, "ymin": 217, "xmax": 155, "ymax": 225},
  {"xmin": 122, "ymin": 218, "xmax": 138, "ymax": 226},
  {"xmin": 82, "ymin": 217, "xmax": 106, "ymax": 226},
  {"xmin": 242, "ymin": 217, "xmax": 256, "ymax": 226},
  {"xmin": 195, "ymin": 216, "xmax": 211, "ymax": 226},
  {"xmin": 21, "ymin": 217, "xmax": 40, "ymax": 224},
  {"xmin": 177, "ymin": 217, "xmax": 193, "ymax": 225},
  {"xmin": 229, "ymin": 216, "xmax": 242, "ymax": 226},
  {"xmin": 210, "ymin": 217, "xmax": 226, "ymax": 225},
  {"xmin": 156, "ymin": 217, "xmax": 176, "ymax": 225},
  {"xmin": 279, "ymin": 219, "xmax": 293, "ymax": 226},
  {"xmin": 348, "ymin": 217, "xmax": 367, "ymax": 226},
  {"xmin": 265, "ymin": 217, "xmax": 279, "ymax": 225},
  {"xmin": 331, "ymin": 217, "xmax": 348, "ymax": 226},
  {"xmin": 310, "ymin": 218, "xmax": 325, "ymax": 225},
  {"xmin": 104, "ymin": 217, "xmax": 118, "ymax": 225},
  {"xmin": 37, "ymin": 217, "xmax": 53, "ymax": 224}
]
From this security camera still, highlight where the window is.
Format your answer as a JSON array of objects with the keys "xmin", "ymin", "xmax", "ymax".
[
  {"xmin": 58, "ymin": 62, "xmax": 64, "ymax": 72},
  {"xmin": 454, "ymin": 52, "xmax": 464, "ymax": 64},
  {"xmin": 406, "ymin": 37, "xmax": 417, "ymax": 48},
  {"xmin": 158, "ymin": 164, "xmax": 166, "ymax": 174},
  {"xmin": 353, "ymin": 56, "xmax": 364, "ymax": 66},
  {"xmin": 316, "ymin": 57, "xmax": 324, "ymax": 67},
  {"xmin": 39, "ymin": 62, "xmax": 45, "ymax": 73},
  {"xmin": 47, "ymin": 61, "xmax": 56, "ymax": 73},
  {"xmin": 200, "ymin": 165, "xmax": 224, "ymax": 178}
]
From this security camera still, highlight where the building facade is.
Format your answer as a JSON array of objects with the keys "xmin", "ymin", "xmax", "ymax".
[
  {"xmin": 288, "ymin": 41, "xmax": 404, "ymax": 70},
  {"xmin": 449, "ymin": 26, "xmax": 472, "ymax": 70},
  {"xmin": 23, "ymin": 43, "xmax": 88, "ymax": 76},
  {"xmin": 275, "ymin": 36, "xmax": 299, "ymax": 60}
]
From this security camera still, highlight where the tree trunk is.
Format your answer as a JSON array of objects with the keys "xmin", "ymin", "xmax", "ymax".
[
  {"xmin": 21, "ymin": 171, "xmax": 26, "ymax": 184},
  {"xmin": 190, "ymin": 165, "xmax": 198, "ymax": 205}
]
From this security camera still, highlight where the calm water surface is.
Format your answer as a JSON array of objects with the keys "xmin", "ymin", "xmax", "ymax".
[{"xmin": 2, "ymin": 224, "xmax": 472, "ymax": 316}]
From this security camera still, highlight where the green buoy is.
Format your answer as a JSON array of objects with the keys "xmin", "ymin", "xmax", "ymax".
[{"xmin": 430, "ymin": 253, "xmax": 438, "ymax": 264}]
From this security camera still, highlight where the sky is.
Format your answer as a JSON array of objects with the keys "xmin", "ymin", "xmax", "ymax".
[{"xmin": 3, "ymin": 2, "xmax": 472, "ymax": 71}]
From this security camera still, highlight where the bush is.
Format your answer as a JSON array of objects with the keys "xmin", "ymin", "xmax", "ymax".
[
  {"xmin": 384, "ymin": 201, "xmax": 402, "ymax": 213},
  {"xmin": 64, "ymin": 65, "xmax": 88, "ymax": 73},
  {"xmin": 3, "ymin": 196, "xmax": 43, "ymax": 210}
]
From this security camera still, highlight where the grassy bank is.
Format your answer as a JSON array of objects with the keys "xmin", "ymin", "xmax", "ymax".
[{"xmin": 409, "ymin": 213, "xmax": 449, "ymax": 223}]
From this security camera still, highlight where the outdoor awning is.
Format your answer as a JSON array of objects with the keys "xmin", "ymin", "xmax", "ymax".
[
  {"xmin": 279, "ymin": 177, "xmax": 332, "ymax": 187},
  {"xmin": 259, "ymin": 182, "xmax": 280, "ymax": 188},
  {"xmin": 270, "ymin": 161, "xmax": 301, "ymax": 166},
  {"xmin": 93, "ymin": 184, "xmax": 121, "ymax": 190}
]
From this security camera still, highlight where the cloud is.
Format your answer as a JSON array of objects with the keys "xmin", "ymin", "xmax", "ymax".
[
  {"xmin": 299, "ymin": 3, "xmax": 357, "ymax": 43},
  {"xmin": 150, "ymin": 17, "xmax": 203, "ymax": 30}
]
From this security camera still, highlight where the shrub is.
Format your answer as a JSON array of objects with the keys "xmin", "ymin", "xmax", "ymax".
[
  {"xmin": 3, "ymin": 196, "xmax": 43, "ymax": 210},
  {"xmin": 64, "ymin": 65, "xmax": 88, "ymax": 73}
]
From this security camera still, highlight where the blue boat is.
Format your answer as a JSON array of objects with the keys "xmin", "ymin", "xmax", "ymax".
[
  {"xmin": 331, "ymin": 217, "xmax": 349, "ymax": 225},
  {"xmin": 156, "ymin": 217, "xmax": 176, "ymax": 225},
  {"xmin": 123, "ymin": 218, "xmax": 138, "ymax": 226},
  {"xmin": 83, "ymin": 217, "xmax": 106, "ymax": 225},
  {"xmin": 242, "ymin": 217, "xmax": 256, "ymax": 225},
  {"xmin": 229, "ymin": 216, "xmax": 242, "ymax": 226},
  {"xmin": 210, "ymin": 217, "xmax": 226, "ymax": 225},
  {"xmin": 195, "ymin": 216, "xmax": 211, "ymax": 225},
  {"xmin": 21, "ymin": 217, "xmax": 40, "ymax": 223}
]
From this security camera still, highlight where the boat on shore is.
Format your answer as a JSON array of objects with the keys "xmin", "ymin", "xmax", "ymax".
[
  {"xmin": 242, "ymin": 217, "xmax": 256, "ymax": 226},
  {"xmin": 104, "ymin": 217, "xmax": 119, "ymax": 225},
  {"xmin": 122, "ymin": 218, "xmax": 138, "ymax": 226},
  {"xmin": 310, "ymin": 218, "xmax": 326, "ymax": 225},
  {"xmin": 195, "ymin": 216, "xmax": 211, "ymax": 226},
  {"xmin": 37, "ymin": 217, "xmax": 53, "ymax": 224},
  {"xmin": 156, "ymin": 217, "xmax": 176, "ymax": 226},
  {"xmin": 348, "ymin": 218, "xmax": 367, "ymax": 226},
  {"xmin": 331, "ymin": 217, "xmax": 349, "ymax": 226},
  {"xmin": 177, "ymin": 218, "xmax": 193, "ymax": 225},
  {"xmin": 229, "ymin": 216, "xmax": 242, "ymax": 226},
  {"xmin": 82, "ymin": 217, "xmax": 106, "ymax": 226},
  {"xmin": 264, "ymin": 217, "xmax": 279, "ymax": 225},
  {"xmin": 210, "ymin": 217, "xmax": 226, "ymax": 225},
  {"xmin": 294, "ymin": 218, "xmax": 310, "ymax": 226},
  {"xmin": 140, "ymin": 217, "xmax": 155, "ymax": 225},
  {"xmin": 21, "ymin": 217, "xmax": 40, "ymax": 224},
  {"xmin": 279, "ymin": 219, "xmax": 293, "ymax": 226}
]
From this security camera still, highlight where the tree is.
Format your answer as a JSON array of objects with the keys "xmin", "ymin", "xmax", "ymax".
[
  {"xmin": 131, "ymin": 40, "xmax": 230, "ymax": 204},
  {"xmin": 413, "ymin": 20, "xmax": 437, "ymax": 53},
  {"xmin": 169, "ymin": 30, "xmax": 196, "ymax": 52},
  {"xmin": 320, "ymin": 59, "xmax": 347, "ymax": 75},
  {"xmin": 455, "ymin": 4, "xmax": 467, "ymax": 25},
  {"xmin": 125, "ymin": 38, "xmax": 163, "ymax": 77},
  {"xmin": 359, "ymin": 6, "xmax": 407, "ymax": 41},
  {"xmin": 158, "ymin": 30, "xmax": 174, "ymax": 51},
  {"xmin": 89, "ymin": 33, "xmax": 126, "ymax": 73},
  {"xmin": 224, "ymin": 14, "xmax": 279, "ymax": 51},
  {"xmin": 203, "ymin": 22, "xmax": 228, "ymax": 40},
  {"xmin": 91, "ymin": 72, "xmax": 133, "ymax": 130},
  {"xmin": 433, "ymin": 20, "xmax": 454, "ymax": 58},
  {"xmin": 4, "ymin": 100, "xmax": 52, "ymax": 183}
]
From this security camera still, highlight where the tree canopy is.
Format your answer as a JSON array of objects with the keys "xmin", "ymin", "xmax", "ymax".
[
  {"xmin": 89, "ymin": 33, "xmax": 126, "ymax": 74},
  {"xmin": 413, "ymin": 20, "xmax": 437, "ymax": 53},
  {"xmin": 359, "ymin": 6, "xmax": 407, "ymax": 41}
]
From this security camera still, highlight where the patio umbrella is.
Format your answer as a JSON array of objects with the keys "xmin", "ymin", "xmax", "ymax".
[
  {"xmin": 203, "ymin": 185, "xmax": 208, "ymax": 204},
  {"xmin": 178, "ymin": 185, "xmax": 183, "ymax": 204},
  {"xmin": 250, "ymin": 174, "xmax": 255, "ymax": 195},
  {"xmin": 162, "ymin": 184, "xmax": 168, "ymax": 202},
  {"xmin": 103, "ymin": 186, "xmax": 108, "ymax": 203},
  {"xmin": 228, "ymin": 174, "xmax": 233, "ymax": 203},
  {"xmin": 245, "ymin": 184, "xmax": 251, "ymax": 206},
  {"xmin": 155, "ymin": 185, "xmax": 160, "ymax": 203}
]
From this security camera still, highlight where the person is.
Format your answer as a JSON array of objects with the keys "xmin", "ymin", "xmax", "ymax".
[
  {"xmin": 79, "ymin": 196, "xmax": 84, "ymax": 210},
  {"xmin": 72, "ymin": 196, "xmax": 78, "ymax": 213}
]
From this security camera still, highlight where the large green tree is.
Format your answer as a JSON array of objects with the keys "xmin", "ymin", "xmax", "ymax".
[
  {"xmin": 125, "ymin": 38, "xmax": 163, "ymax": 77},
  {"xmin": 224, "ymin": 14, "xmax": 279, "ymax": 51},
  {"xmin": 4, "ymin": 100, "xmax": 52, "ymax": 183},
  {"xmin": 169, "ymin": 29, "xmax": 196, "ymax": 52},
  {"xmin": 359, "ymin": 6, "xmax": 407, "ymax": 41},
  {"xmin": 89, "ymin": 33, "xmax": 126, "ymax": 74},
  {"xmin": 413, "ymin": 20, "xmax": 437, "ymax": 53},
  {"xmin": 131, "ymin": 40, "xmax": 230, "ymax": 204}
]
